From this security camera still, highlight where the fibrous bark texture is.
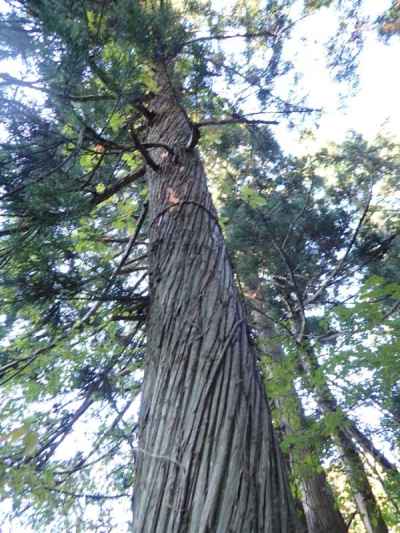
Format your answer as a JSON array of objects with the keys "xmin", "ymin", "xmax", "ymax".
[
  {"xmin": 299, "ymin": 471, "xmax": 347, "ymax": 533},
  {"xmin": 132, "ymin": 84, "xmax": 297, "ymax": 532}
]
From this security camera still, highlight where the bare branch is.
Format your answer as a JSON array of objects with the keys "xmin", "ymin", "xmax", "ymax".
[
  {"xmin": 0, "ymin": 73, "xmax": 115, "ymax": 102},
  {"xmin": 77, "ymin": 203, "xmax": 148, "ymax": 326},
  {"xmin": 129, "ymin": 127, "xmax": 160, "ymax": 171},
  {"xmin": 247, "ymin": 301, "xmax": 295, "ymax": 339},
  {"xmin": 383, "ymin": 300, "xmax": 400, "ymax": 320},
  {"xmin": 196, "ymin": 117, "xmax": 278, "ymax": 128},
  {"xmin": 305, "ymin": 190, "xmax": 373, "ymax": 306},
  {"xmin": 344, "ymin": 422, "xmax": 398, "ymax": 473},
  {"xmin": 180, "ymin": 30, "xmax": 277, "ymax": 51},
  {"xmin": 45, "ymin": 486, "xmax": 129, "ymax": 501},
  {"xmin": 91, "ymin": 166, "xmax": 146, "ymax": 205}
]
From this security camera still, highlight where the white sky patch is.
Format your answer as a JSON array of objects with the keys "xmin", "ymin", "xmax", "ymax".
[
  {"xmin": 0, "ymin": 0, "xmax": 10, "ymax": 14},
  {"xmin": 274, "ymin": 4, "xmax": 400, "ymax": 153}
]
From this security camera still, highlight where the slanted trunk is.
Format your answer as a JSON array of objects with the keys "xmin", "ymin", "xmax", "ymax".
[
  {"xmin": 336, "ymin": 430, "xmax": 388, "ymax": 533},
  {"xmin": 299, "ymin": 342, "xmax": 389, "ymax": 533},
  {"xmin": 132, "ymin": 76, "xmax": 297, "ymax": 532},
  {"xmin": 282, "ymin": 398, "xmax": 348, "ymax": 533},
  {"xmin": 345, "ymin": 421, "xmax": 397, "ymax": 475},
  {"xmin": 299, "ymin": 471, "xmax": 346, "ymax": 533},
  {"xmin": 251, "ymin": 301, "xmax": 347, "ymax": 533}
]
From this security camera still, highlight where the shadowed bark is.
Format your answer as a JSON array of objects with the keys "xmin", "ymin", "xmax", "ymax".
[
  {"xmin": 299, "ymin": 470, "xmax": 346, "ymax": 533},
  {"xmin": 131, "ymin": 74, "xmax": 298, "ymax": 531}
]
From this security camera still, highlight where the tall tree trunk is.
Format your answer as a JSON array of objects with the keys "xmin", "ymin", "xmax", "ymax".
[
  {"xmin": 336, "ymin": 430, "xmax": 388, "ymax": 533},
  {"xmin": 131, "ymin": 74, "xmax": 297, "ymax": 532},
  {"xmin": 279, "ymin": 394, "xmax": 348, "ymax": 533},
  {"xmin": 250, "ymin": 298, "xmax": 347, "ymax": 533},
  {"xmin": 299, "ymin": 342, "xmax": 389, "ymax": 533}
]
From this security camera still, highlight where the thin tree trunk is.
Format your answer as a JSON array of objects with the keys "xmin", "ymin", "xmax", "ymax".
[
  {"xmin": 131, "ymin": 73, "xmax": 297, "ymax": 532},
  {"xmin": 251, "ymin": 299, "xmax": 347, "ymax": 533},
  {"xmin": 345, "ymin": 421, "xmax": 397, "ymax": 474},
  {"xmin": 336, "ymin": 430, "xmax": 388, "ymax": 533},
  {"xmin": 299, "ymin": 471, "xmax": 346, "ymax": 533},
  {"xmin": 280, "ymin": 394, "xmax": 348, "ymax": 533},
  {"xmin": 299, "ymin": 342, "xmax": 389, "ymax": 533}
]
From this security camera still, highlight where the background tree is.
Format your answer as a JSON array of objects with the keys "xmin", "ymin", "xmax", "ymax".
[{"xmin": 221, "ymin": 133, "xmax": 400, "ymax": 531}]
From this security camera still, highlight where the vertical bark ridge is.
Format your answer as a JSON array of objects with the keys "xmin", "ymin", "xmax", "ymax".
[{"xmin": 132, "ymin": 90, "xmax": 297, "ymax": 531}]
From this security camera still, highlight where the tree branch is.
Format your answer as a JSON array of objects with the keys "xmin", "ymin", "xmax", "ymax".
[
  {"xmin": 129, "ymin": 127, "xmax": 160, "ymax": 171},
  {"xmin": 0, "ymin": 73, "xmax": 115, "ymax": 102},
  {"xmin": 76, "ymin": 203, "xmax": 148, "ymax": 327},
  {"xmin": 305, "ymin": 189, "xmax": 373, "ymax": 307},
  {"xmin": 344, "ymin": 422, "xmax": 398, "ymax": 473},
  {"xmin": 91, "ymin": 166, "xmax": 146, "ymax": 206},
  {"xmin": 45, "ymin": 486, "xmax": 128, "ymax": 501},
  {"xmin": 196, "ymin": 117, "xmax": 278, "ymax": 128},
  {"xmin": 180, "ymin": 30, "xmax": 277, "ymax": 51}
]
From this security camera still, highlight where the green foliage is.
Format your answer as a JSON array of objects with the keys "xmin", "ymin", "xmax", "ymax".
[
  {"xmin": 377, "ymin": 1, "xmax": 400, "ymax": 40},
  {"xmin": 0, "ymin": 0, "xmax": 298, "ymax": 528},
  {"xmin": 223, "ymin": 131, "xmax": 400, "ymax": 527},
  {"xmin": 0, "ymin": 0, "xmax": 399, "ymax": 530}
]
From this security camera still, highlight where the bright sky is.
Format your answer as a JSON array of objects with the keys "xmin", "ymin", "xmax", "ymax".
[
  {"xmin": 209, "ymin": 0, "xmax": 400, "ymax": 153},
  {"xmin": 0, "ymin": 0, "xmax": 399, "ymax": 530},
  {"xmin": 275, "ymin": 0, "xmax": 400, "ymax": 153}
]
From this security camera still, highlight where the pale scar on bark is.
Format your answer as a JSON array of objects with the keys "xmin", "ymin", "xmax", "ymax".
[
  {"xmin": 155, "ymin": 187, "xmax": 181, "ymax": 227},
  {"xmin": 166, "ymin": 187, "xmax": 180, "ymax": 211}
]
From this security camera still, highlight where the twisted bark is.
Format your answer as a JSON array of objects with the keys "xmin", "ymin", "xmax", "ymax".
[{"xmin": 132, "ymin": 75, "xmax": 297, "ymax": 532}]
